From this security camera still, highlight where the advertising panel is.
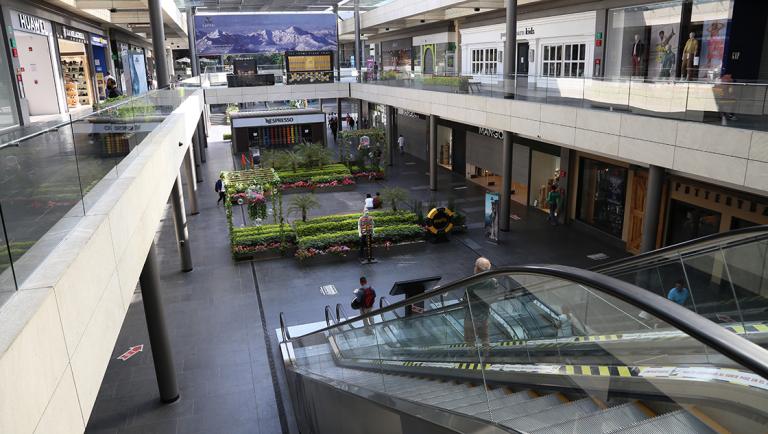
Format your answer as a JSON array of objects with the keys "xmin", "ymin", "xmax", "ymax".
[
  {"xmin": 285, "ymin": 50, "xmax": 333, "ymax": 84},
  {"xmin": 194, "ymin": 13, "xmax": 337, "ymax": 55},
  {"xmin": 485, "ymin": 192, "xmax": 500, "ymax": 243}
]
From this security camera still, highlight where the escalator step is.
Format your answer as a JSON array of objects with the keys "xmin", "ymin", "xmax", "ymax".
[
  {"xmin": 421, "ymin": 385, "xmax": 497, "ymax": 405},
  {"xmin": 501, "ymin": 398, "xmax": 600, "ymax": 432},
  {"xmin": 531, "ymin": 402, "xmax": 648, "ymax": 434},
  {"xmin": 487, "ymin": 394, "xmax": 563, "ymax": 420},
  {"xmin": 607, "ymin": 410, "xmax": 716, "ymax": 434},
  {"xmin": 451, "ymin": 391, "xmax": 532, "ymax": 414}
]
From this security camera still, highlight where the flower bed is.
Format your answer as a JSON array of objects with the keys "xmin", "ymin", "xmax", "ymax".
[
  {"xmin": 231, "ymin": 223, "xmax": 295, "ymax": 260},
  {"xmin": 276, "ymin": 164, "xmax": 352, "ymax": 184},
  {"xmin": 293, "ymin": 210, "xmax": 424, "ymax": 260},
  {"xmin": 222, "ymin": 168, "xmax": 280, "ymax": 199},
  {"xmin": 349, "ymin": 165, "xmax": 385, "ymax": 182}
]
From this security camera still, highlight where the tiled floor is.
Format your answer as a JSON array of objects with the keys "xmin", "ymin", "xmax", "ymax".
[{"xmin": 86, "ymin": 124, "xmax": 626, "ymax": 434}]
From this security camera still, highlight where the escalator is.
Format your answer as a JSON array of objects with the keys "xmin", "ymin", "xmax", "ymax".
[{"xmin": 280, "ymin": 265, "xmax": 768, "ymax": 433}]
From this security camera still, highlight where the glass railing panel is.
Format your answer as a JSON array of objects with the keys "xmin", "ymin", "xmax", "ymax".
[
  {"xmin": 721, "ymin": 239, "xmax": 768, "ymax": 326},
  {"xmin": 681, "ymin": 250, "xmax": 743, "ymax": 327},
  {"xmin": 0, "ymin": 126, "xmax": 85, "ymax": 287},
  {"xmin": 0, "ymin": 205, "xmax": 15, "ymax": 304}
]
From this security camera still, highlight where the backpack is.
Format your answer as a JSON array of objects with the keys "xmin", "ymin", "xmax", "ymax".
[
  {"xmin": 362, "ymin": 287, "xmax": 376, "ymax": 309},
  {"xmin": 215, "ymin": 179, "xmax": 223, "ymax": 192}
]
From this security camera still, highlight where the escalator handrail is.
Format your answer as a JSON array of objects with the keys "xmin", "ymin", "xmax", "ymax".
[
  {"xmin": 593, "ymin": 224, "xmax": 768, "ymax": 272},
  {"xmin": 325, "ymin": 305, "xmax": 336, "ymax": 327},
  {"xmin": 279, "ymin": 311, "xmax": 291, "ymax": 341},
  {"xmin": 379, "ymin": 297, "xmax": 401, "ymax": 319},
  {"xmin": 285, "ymin": 264, "xmax": 768, "ymax": 380}
]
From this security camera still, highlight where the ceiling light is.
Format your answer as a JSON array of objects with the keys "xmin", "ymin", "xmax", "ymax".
[
  {"xmin": 474, "ymin": 7, "xmax": 480, "ymax": 11},
  {"xmin": 385, "ymin": 27, "xmax": 389, "ymax": 30},
  {"xmin": 420, "ymin": 19, "xmax": 425, "ymax": 23}
]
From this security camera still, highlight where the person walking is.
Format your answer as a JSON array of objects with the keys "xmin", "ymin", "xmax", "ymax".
[
  {"xmin": 546, "ymin": 184, "xmax": 561, "ymax": 225},
  {"xmin": 464, "ymin": 257, "xmax": 496, "ymax": 347},
  {"xmin": 364, "ymin": 193, "xmax": 374, "ymax": 211},
  {"xmin": 329, "ymin": 116, "xmax": 338, "ymax": 140},
  {"xmin": 353, "ymin": 276, "xmax": 376, "ymax": 328},
  {"xmin": 397, "ymin": 134, "xmax": 406, "ymax": 154},
  {"xmin": 347, "ymin": 113, "xmax": 355, "ymax": 130},
  {"xmin": 215, "ymin": 175, "xmax": 226, "ymax": 206}
]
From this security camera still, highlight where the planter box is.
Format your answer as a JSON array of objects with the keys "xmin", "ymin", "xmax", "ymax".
[
  {"xmin": 234, "ymin": 246, "xmax": 297, "ymax": 262},
  {"xmin": 298, "ymin": 240, "xmax": 425, "ymax": 266},
  {"xmin": 352, "ymin": 176, "xmax": 385, "ymax": 184},
  {"xmin": 281, "ymin": 183, "xmax": 357, "ymax": 194}
]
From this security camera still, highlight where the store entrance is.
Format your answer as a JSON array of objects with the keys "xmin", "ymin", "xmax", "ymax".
[
  {"xmin": 666, "ymin": 200, "xmax": 721, "ymax": 246},
  {"xmin": 17, "ymin": 32, "xmax": 60, "ymax": 116},
  {"xmin": 517, "ymin": 42, "xmax": 529, "ymax": 75},
  {"xmin": 58, "ymin": 39, "xmax": 93, "ymax": 109}
]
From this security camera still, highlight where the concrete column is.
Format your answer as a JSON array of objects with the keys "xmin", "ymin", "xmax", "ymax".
[
  {"xmin": 171, "ymin": 174, "xmax": 193, "ymax": 272},
  {"xmin": 499, "ymin": 131, "xmax": 513, "ymax": 232},
  {"xmin": 337, "ymin": 98, "xmax": 343, "ymax": 136},
  {"xmin": 503, "ymin": 0, "xmax": 517, "ymax": 97},
  {"xmin": 387, "ymin": 105, "xmax": 396, "ymax": 166},
  {"xmin": 186, "ymin": 7, "xmax": 199, "ymax": 77},
  {"xmin": 183, "ymin": 147, "xmax": 199, "ymax": 215},
  {"xmin": 139, "ymin": 243, "xmax": 179, "ymax": 403},
  {"xmin": 354, "ymin": 0, "xmax": 362, "ymax": 81},
  {"xmin": 640, "ymin": 165, "xmax": 665, "ymax": 253},
  {"xmin": 196, "ymin": 117, "xmax": 207, "ymax": 162},
  {"xmin": 429, "ymin": 114, "xmax": 438, "ymax": 191},
  {"xmin": 149, "ymin": 0, "xmax": 170, "ymax": 88},
  {"xmin": 191, "ymin": 124, "xmax": 203, "ymax": 182},
  {"xmin": 334, "ymin": 4, "xmax": 341, "ymax": 81}
]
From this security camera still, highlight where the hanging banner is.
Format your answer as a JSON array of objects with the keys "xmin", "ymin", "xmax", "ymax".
[{"xmin": 484, "ymin": 192, "xmax": 500, "ymax": 243}]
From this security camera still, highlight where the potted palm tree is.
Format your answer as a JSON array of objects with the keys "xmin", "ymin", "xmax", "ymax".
[{"xmin": 288, "ymin": 194, "xmax": 320, "ymax": 222}]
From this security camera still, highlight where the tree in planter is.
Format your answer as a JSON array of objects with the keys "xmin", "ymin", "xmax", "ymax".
[
  {"xmin": 295, "ymin": 142, "xmax": 332, "ymax": 168},
  {"xmin": 381, "ymin": 187, "xmax": 410, "ymax": 211},
  {"xmin": 288, "ymin": 194, "xmax": 320, "ymax": 222},
  {"xmin": 284, "ymin": 150, "xmax": 303, "ymax": 172}
]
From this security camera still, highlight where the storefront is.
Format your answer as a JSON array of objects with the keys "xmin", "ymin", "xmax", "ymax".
[
  {"xmin": 575, "ymin": 156, "xmax": 629, "ymax": 240},
  {"xmin": 56, "ymin": 24, "xmax": 94, "ymax": 108},
  {"xmin": 369, "ymin": 103, "xmax": 388, "ymax": 129},
  {"xmin": 231, "ymin": 109, "xmax": 327, "ymax": 154},
  {"xmin": 412, "ymin": 32, "xmax": 456, "ymax": 75},
  {"xmin": 90, "ymin": 35, "xmax": 109, "ymax": 101},
  {"xmin": 10, "ymin": 10, "xmax": 66, "ymax": 116},
  {"xmin": 172, "ymin": 49, "xmax": 192, "ymax": 80},
  {"xmin": 604, "ymin": 0, "xmax": 768, "ymax": 80},
  {"xmin": 466, "ymin": 128, "xmax": 503, "ymax": 191},
  {"xmin": 381, "ymin": 38, "xmax": 412, "ymax": 75},
  {"xmin": 459, "ymin": 11, "xmax": 596, "ymax": 80},
  {"xmin": 395, "ymin": 108, "xmax": 427, "ymax": 159}
]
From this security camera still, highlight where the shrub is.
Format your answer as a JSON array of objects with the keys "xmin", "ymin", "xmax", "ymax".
[
  {"xmin": 381, "ymin": 187, "xmax": 410, "ymax": 211},
  {"xmin": 223, "ymin": 133, "xmax": 232, "ymax": 141}
]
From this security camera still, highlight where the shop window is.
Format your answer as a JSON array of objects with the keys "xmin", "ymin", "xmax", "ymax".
[
  {"xmin": 470, "ymin": 48, "xmax": 500, "ymax": 75},
  {"xmin": 542, "ymin": 43, "xmax": 586, "ymax": 77},
  {"xmin": 666, "ymin": 200, "xmax": 721, "ymax": 245},
  {"xmin": 577, "ymin": 158, "xmax": 628, "ymax": 238}
]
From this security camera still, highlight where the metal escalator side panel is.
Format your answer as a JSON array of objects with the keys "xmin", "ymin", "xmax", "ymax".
[
  {"xmin": 530, "ymin": 402, "xmax": 649, "ymax": 434},
  {"xmin": 607, "ymin": 410, "xmax": 717, "ymax": 434}
]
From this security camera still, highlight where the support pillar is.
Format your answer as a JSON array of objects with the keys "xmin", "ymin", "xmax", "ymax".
[
  {"xmin": 640, "ymin": 165, "xmax": 665, "ymax": 253},
  {"xmin": 186, "ymin": 7, "xmax": 199, "ymax": 77},
  {"xmin": 171, "ymin": 174, "xmax": 193, "ymax": 272},
  {"xmin": 139, "ymin": 244, "xmax": 179, "ymax": 403},
  {"xmin": 354, "ymin": 0, "xmax": 362, "ymax": 81},
  {"xmin": 337, "ymin": 98, "xmax": 343, "ymax": 136},
  {"xmin": 196, "ymin": 117, "xmax": 207, "ymax": 162},
  {"xmin": 503, "ymin": 0, "xmax": 517, "ymax": 98},
  {"xmin": 149, "ymin": 0, "xmax": 170, "ymax": 88},
  {"xmin": 191, "ymin": 125, "xmax": 203, "ymax": 182},
  {"xmin": 429, "ymin": 115, "xmax": 438, "ymax": 191},
  {"xmin": 499, "ymin": 131, "xmax": 513, "ymax": 232},
  {"xmin": 334, "ymin": 4, "xmax": 341, "ymax": 81},
  {"xmin": 387, "ymin": 105, "xmax": 396, "ymax": 166},
  {"xmin": 183, "ymin": 147, "xmax": 199, "ymax": 215}
]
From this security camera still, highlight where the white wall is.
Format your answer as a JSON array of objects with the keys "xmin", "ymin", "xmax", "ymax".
[{"xmin": 0, "ymin": 89, "xmax": 204, "ymax": 434}]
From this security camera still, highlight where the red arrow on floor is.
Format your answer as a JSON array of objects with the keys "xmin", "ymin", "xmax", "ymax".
[{"xmin": 117, "ymin": 345, "xmax": 144, "ymax": 361}]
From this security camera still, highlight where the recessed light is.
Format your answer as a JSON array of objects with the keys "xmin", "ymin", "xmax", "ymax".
[
  {"xmin": 474, "ymin": 7, "xmax": 480, "ymax": 11},
  {"xmin": 385, "ymin": 27, "xmax": 389, "ymax": 30},
  {"xmin": 420, "ymin": 19, "xmax": 425, "ymax": 23}
]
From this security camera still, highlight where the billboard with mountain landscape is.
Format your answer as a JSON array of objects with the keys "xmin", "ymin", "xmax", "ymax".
[{"xmin": 194, "ymin": 13, "xmax": 337, "ymax": 56}]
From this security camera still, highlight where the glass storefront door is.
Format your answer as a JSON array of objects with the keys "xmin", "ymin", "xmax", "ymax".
[
  {"xmin": 577, "ymin": 158, "xmax": 628, "ymax": 238},
  {"xmin": 666, "ymin": 199, "xmax": 721, "ymax": 245}
]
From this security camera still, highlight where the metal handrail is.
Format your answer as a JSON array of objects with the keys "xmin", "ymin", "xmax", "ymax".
[
  {"xmin": 379, "ymin": 297, "xmax": 401, "ymax": 319},
  {"xmin": 283, "ymin": 264, "xmax": 768, "ymax": 380},
  {"xmin": 325, "ymin": 305, "xmax": 336, "ymax": 327},
  {"xmin": 279, "ymin": 311, "xmax": 291, "ymax": 341},
  {"xmin": 594, "ymin": 225, "xmax": 768, "ymax": 273},
  {"xmin": 336, "ymin": 303, "xmax": 353, "ymax": 327}
]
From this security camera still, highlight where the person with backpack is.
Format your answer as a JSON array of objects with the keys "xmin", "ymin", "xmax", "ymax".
[
  {"xmin": 215, "ymin": 175, "xmax": 226, "ymax": 205},
  {"xmin": 546, "ymin": 184, "xmax": 561, "ymax": 225},
  {"xmin": 352, "ymin": 276, "xmax": 376, "ymax": 328}
]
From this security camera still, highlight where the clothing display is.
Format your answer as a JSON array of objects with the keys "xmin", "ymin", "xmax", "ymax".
[
  {"xmin": 60, "ymin": 56, "xmax": 92, "ymax": 107},
  {"xmin": 683, "ymin": 34, "xmax": 699, "ymax": 80},
  {"xmin": 631, "ymin": 38, "xmax": 645, "ymax": 76}
]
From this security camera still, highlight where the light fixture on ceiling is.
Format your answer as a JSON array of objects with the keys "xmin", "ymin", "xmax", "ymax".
[
  {"xmin": 385, "ymin": 27, "xmax": 389, "ymax": 30},
  {"xmin": 109, "ymin": 0, "xmax": 117, "ymax": 13},
  {"xmin": 474, "ymin": 7, "xmax": 480, "ymax": 11},
  {"xmin": 420, "ymin": 19, "xmax": 425, "ymax": 23}
]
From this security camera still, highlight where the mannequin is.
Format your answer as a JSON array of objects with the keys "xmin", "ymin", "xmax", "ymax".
[
  {"xmin": 683, "ymin": 32, "xmax": 699, "ymax": 80},
  {"xmin": 631, "ymin": 34, "xmax": 645, "ymax": 76},
  {"xmin": 656, "ymin": 28, "xmax": 676, "ymax": 79}
]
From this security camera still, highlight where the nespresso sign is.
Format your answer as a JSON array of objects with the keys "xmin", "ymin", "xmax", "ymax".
[
  {"xmin": 16, "ymin": 13, "xmax": 48, "ymax": 35},
  {"xmin": 231, "ymin": 113, "xmax": 326, "ymax": 128}
]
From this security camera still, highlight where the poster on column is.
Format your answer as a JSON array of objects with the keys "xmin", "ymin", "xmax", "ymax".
[
  {"xmin": 484, "ymin": 191, "xmax": 500, "ymax": 243},
  {"xmin": 194, "ymin": 13, "xmax": 337, "ymax": 55}
]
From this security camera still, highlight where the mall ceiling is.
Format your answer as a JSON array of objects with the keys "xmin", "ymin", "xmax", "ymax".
[{"xmin": 175, "ymin": 0, "xmax": 390, "ymax": 13}]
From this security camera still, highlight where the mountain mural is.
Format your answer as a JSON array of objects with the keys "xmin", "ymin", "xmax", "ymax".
[{"xmin": 194, "ymin": 14, "xmax": 337, "ymax": 55}]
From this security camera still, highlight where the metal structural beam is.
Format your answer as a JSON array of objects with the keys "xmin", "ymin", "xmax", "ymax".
[
  {"xmin": 429, "ymin": 114, "xmax": 438, "ymax": 191},
  {"xmin": 139, "ymin": 243, "xmax": 179, "ymax": 403},
  {"xmin": 640, "ymin": 165, "xmax": 665, "ymax": 252},
  {"xmin": 503, "ymin": 0, "xmax": 517, "ymax": 97},
  {"xmin": 149, "ymin": 0, "xmax": 171, "ymax": 87},
  {"xmin": 354, "ymin": 0, "xmax": 362, "ymax": 81},
  {"xmin": 170, "ymin": 174, "xmax": 193, "ymax": 272},
  {"xmin": 186, "ymin": 7, "xmax": 199, "ymax": 76},
  {"xmin": 183, "ymin": 147, "xmax": 199, "ymax": 215},
  {"xmin": 499, "ymin": 131, "xmax": 513, "ymax": 231}
]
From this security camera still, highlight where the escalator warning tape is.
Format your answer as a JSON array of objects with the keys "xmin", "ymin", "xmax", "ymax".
[
  {"xmin": 754, "ymin": 324, "xmax": 768, "ymax": 332},
  {"xmin": 565, "ymin": 366, "xmax": 575, "ymax": 375}
]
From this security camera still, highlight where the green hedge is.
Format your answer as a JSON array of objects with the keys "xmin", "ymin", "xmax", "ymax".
[
  {"xmin": 294, "ymin": 214, "xmax": 418, "ymax": 237},
  {"xmin": 295, "ymin": 210, "xmax": 408, "ymax": 226},
  {"xmin": 297, "ymin": 224, "xmax": 424, "ymax": 250},
  {"xmin": 422, "ymin": 76, "xmax": 470, "ymax": 87},
  {"xmin": 277, "ymin": 164, "xmax": 351, "ymax": 184}
]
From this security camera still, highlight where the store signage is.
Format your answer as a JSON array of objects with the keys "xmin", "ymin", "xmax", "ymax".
[
  {"xmin": 16, "ymin": 13, "xmax": 48, "ymax": 35},
  {"xmin": 398, "ymin": 109, "xmax": 422, "ymax": 119},
  {"xmin": 72, "ymin": 122, "xmax": 161, "ymax": 134},
  {"xmin": 516, "ymin": 27, "xmax": 535, "ymax": 36},
  {"xmin": 57, "ymin": 25, "xmax": 87, "ymax": 44},
  {"xmin": 91, "ymin": 35, "xmax": 108, "ymax": 47},
  {"xmin": 232, "ymin": 113, "xmax": 326, "ymax": 128},
  {"xmin": 285, "ymin": 50, "xmax": 334, "ymax": 85},
  {"xmin": 478, "ymin": 127, "xmax": 503, "ymax": 140}
]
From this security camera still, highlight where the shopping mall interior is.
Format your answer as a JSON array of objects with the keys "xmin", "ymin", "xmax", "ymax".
[{"xmin": 2, "ymin": 0, "xmax": 768, "ymax": 433}]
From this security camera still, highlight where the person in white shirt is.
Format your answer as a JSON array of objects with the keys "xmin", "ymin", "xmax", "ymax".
[
  {"xmin": 397, "ymin": 134, "xmax": 405, "ymax": 154},
  {"xmin": 364, "ymin": 193, "xmax": 374, "ymax": 210}
]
